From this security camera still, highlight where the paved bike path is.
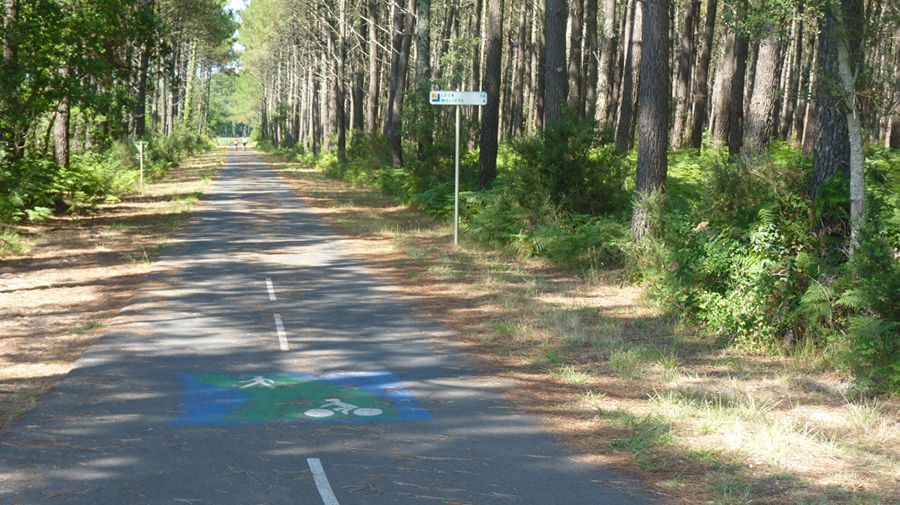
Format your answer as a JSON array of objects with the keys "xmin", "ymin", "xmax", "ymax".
[{"xmin": 0, "ymin": 151, "xmax": 656, "ymax": 504}]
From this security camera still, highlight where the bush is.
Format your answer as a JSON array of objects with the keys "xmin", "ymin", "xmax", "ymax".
[
  {"xmin": 626, "ymin": 146, "xmax": 898, "ymax": 392},
  {"xmin": 0, "ymin": 129, "xmax": 211, "ymax": 224},
  {"xmin": 263, "ymin": 130, "xmax": 898, "ymax": 393}
]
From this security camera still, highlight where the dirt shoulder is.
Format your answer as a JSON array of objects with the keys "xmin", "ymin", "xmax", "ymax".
[
  {"xmin": 262, "ymin": 154, "xmax": 899, "ymax": 505},
  {"xmin": 0, "ymin": 150, "xmax": 224, "ymax": 433}
]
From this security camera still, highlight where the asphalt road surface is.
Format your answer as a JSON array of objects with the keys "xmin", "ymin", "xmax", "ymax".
[{"xmin": 0, "ymin": 151, "xmax": 656, "ymax": 505}]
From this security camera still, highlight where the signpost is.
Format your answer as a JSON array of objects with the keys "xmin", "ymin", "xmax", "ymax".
[
  {"xmin": 134, "ymin": 141, "xmax": 149, "ymax": 192},
  {"xmin": 429, "ymin": 91, "xmax": 487, "ymax": 246}
]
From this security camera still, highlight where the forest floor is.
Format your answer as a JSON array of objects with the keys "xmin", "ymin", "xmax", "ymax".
[
  {"xmin": 0, "ymin": 150, "xmax": 224, "ymax": 434},
  {"xmin": 260, "ymin": 153, "xmax": 899, "ymax": 505}
]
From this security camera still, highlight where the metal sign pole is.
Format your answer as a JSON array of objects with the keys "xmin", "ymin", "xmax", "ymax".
[
  {"xmin": 139, "ymin": 144, "xmax": 144, "ymax": 192},
  {"xmin": 429, "ymin": 90, "xmax": 487, "ymax": 247},
  {"xmin": 454, "ymin": 105, "xmax": 460, "ymax": 246},
  {"xmin": 135, "ymin": 141, "xmax": 148, "ymax": 193}
]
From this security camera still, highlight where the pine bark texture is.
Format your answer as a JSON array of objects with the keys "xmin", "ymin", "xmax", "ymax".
[
  {"xmin": 567, "ymin": 0, "xmax": 584, "ymax": 115},
  {"xmin": 742, "ymin": 32, "xmax": 781, "ymax": 158},
  {"xmin": 811, "ymin": 14, "xmax": 850, "ymax": 195},
  {"xmin": 688, "ymin": 0, "xmax": 716, "ymax": 148},
  {"xmin": 672, "ymin": 0, "xmax": 699, "ymax": 148},
  {"xmin": 415, "ymin": 0, "xmax": 433, "ymax": 160},
  {"xmin": 615, "ymin": 0, "xmax": 642, "ymax": 153},
  {"xmin": 711, "ymin": 24, "xmax": 748, "ymax": 153},
  {"xmin": 834, "ymin": 9, "xmax": 864, "ymax": 248},
  {"xmin": 594, "ymin": 0, "xmax": 616, "ymax": 126},
  {"xmin": 543, "ymin": 0, "xmax": 568, "ymax": 126},
  {"xmin": 366, "ymin": 0, "xmax": 379, "ymax": 133},
  {"xmin": 478, "ymin": 0, "xmax": 504, "ymax": 188},
  {"xmin": 53, "ymin": 68, "xmax": 71, "ymax": 168},
  {"xmin": 633, "ymin": 0, "xmax": 670, "ymax": 241},
  {"xmin": 584, "ymin": 0, "xmax": 599, "ymax": 120}
]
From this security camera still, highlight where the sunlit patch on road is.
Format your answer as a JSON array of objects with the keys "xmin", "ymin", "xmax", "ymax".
[{"xmin": 175, "ymin": 371, "xmax": 432, "ymax": 424}]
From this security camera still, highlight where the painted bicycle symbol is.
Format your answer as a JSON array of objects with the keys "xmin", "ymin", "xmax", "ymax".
[{"xmin": 304, "ymin": 398, "xmax": 383, "ymax": 418}]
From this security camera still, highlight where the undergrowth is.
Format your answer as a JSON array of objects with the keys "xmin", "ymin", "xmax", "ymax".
[
  {"xmin": 0, "ymin": 129, "xmax": 211, "ymax": 225},
  {"xmin": 264, "ymin": 128, "xmax": 899, "ymax": 395}
]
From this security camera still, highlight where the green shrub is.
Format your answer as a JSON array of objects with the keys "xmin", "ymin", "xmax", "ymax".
[
  {"xmin": 0, "ymin": 130, "xmax": 211, "ymax": 224},
  {"xmin": 625, "ymin": 146, "xmax": 898, "ymax": 392},
  {"xmin": 837, "ymin": 229, "xmax": 900, "ymax": 392},
  {"xmin": 264, "ymin": 129, "xmax": 898, "ymax": 393}
]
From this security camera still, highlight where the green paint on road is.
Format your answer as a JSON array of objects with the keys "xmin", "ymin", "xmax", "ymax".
[{"xmin": 195, "ymin": 374, "xmax": 400, "ymax": 422}]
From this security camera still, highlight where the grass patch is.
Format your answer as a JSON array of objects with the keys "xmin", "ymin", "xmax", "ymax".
[
  {"xmin": 548, "ymin": 365, "xmax": 594, "ymax": 385},
  {"xmin": 0, "ymin": 227, "xmax": 30, "ymax": 256},
  {"xmin": 609, "ymin": 346, "xmax": 649, "ymax": 379},
  {"xmin": 709, "ymin": 472, "xmax": 753, "ymax": 505},
  {"xmin": 71, "ymin": 321, "xmax": 102, "ymax": 334}
]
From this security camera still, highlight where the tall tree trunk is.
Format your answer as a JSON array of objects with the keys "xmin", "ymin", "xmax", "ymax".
[
  {"xmin": 811, "ymin": 0, "xmax": 863, "ymax": 198},
  {"xmin": 688, "ymin": 0, "xmax": 716, "ymax": 148},
  {"xmin": 671, "ymin": 0, "xmax": 699, "ymax": 149},
  {"xmin": 311, "ymin": 69, "xmax": 321, "ymax": 155},
  {"xmin": 567, "ymin": 0, "xmax": 585, "ymax": 115},
  {"xmin": 385, "ymin": 0, "xmax": 414, "ymax": 166},
  {"xmin": 415, "ymin": 0, "xmax": 433, "ymax": 161},
  {"xmin": 606, "ymin": 4, "xmax": 625, "ymax": 126},
  {"xmin": 353, "ymin": 11, "xmax": 366, "ymax": 134},
  {"xmin": 615, "ymin": 0, "xmax": 642, "ymax": 153},
  {"xmin": 544, "ymin": 0, "xmax": 568, "ymax": 127},
  {"xmin": 2, "ymin": 0, "xmax": 19, "ymax": 158},
  {"xmin": 584, "ymin": 0, "xmax": 599, "ymax": 121},
  {"xmin": 779, "ymin": 13, "xmax": 803, "ymax": 139},
  {"xmin": 2, "ymin": 0, "xmax": 15, "ymax": 65},
  {"xmin": 742, "ymin": 31, "xmax": 782, "ymax": 158},
  {"xmin": 432, "ymin": 0, "xmax": 458, "ymax": 81},
  {"xmin": 134, "ymin": 43, "xmax": 152, "ymax": 138},
  {"xmin": 531, "ymin": 1, "xmax": 545, "ymax": 131},
  {"xmin": 182, "ymin": 40, "xmax": 197, "ymax": 127},
  {"xmin": 384, "ymin": 0, "xmax": 404, "ymax": 148},
  {"xmin": 478, "ymin": 0, "xmax": 504, "ymax": 188},
  {"xmin": 366, "ymin": 0, "xmax": 380, "ymax": 133},
  {"xmin": 54, "ymin": 66, "xmax": 71, "ymax": 168},
  {"xmin": 833, "ymin": 2, "xmax": 864, "ymax": 248},
  {"xmin": 711, "ymin": 15, "xmax": 749, "ymax": 154},
  {"xmin": 335, "ymin": 0, "xmax": 348, "ymax": 162},
  {"xmin": 471, "ymin": 0, "xmax": 484, "ymax": 94},
  {"xmin": 510, "ymin": 2, "xmax": 529, "ymax": 137},
  {"xmin": 595, "ymin": 0, "xmax": 616, "ymax": 127},
  {"xmin": 151, "ymin": 73, "xmax": 160, "ymax": 134},
  {"xmin": 800, "ymin": 33, "xmax": 818, "ymax": 151},
  {"xmin": 811, "ymin": 16, "xmax": 849, "ymax": 195},
  {"xmin": 632, "ymin": 0, "xmax": 670, "ymax": 240},
  {"xmin": 887, "ymin": 28, "xmax": 900, "ymax": 149}
]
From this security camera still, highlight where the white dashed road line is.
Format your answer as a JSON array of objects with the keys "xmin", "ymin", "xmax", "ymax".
[
  {"xmin": 307, "ymin": 458, "xmax": 340, "ymax": 505},
  {"xmin": 265, "ymin": 277, "xmax": 277, "ymax": 301},
  {"xmin": 273, "ymin": 313, "xmax": 289, "ymax": 351}
]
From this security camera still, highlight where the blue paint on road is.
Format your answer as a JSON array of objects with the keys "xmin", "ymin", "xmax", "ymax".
[{"xmin": 174, "ymin": 371, "xmax": 433, "ymax": 425}]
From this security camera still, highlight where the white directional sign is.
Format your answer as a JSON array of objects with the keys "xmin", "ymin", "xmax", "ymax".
[
  {"xmin": 429, "ymin": 91, "xmax": 487, "ymax": 106},
  {"xmin": 429, "ymin": 90, "xmax": 488, "ymax": 247}
]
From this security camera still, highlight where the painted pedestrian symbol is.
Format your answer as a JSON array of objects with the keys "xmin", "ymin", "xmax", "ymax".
[
  {"xmin": 304, "ymin": 398, "xmax": 383, "ymax": 418},
  {"xmin": 239, "ymin": 376, "xmax": 276, "ymax": 389},
  {"xmin": 175, "ymin": 372, "xmax": 431, "ymax": 425}
]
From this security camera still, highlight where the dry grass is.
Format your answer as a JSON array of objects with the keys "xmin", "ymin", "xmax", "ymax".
[
  {"xmin": 265, "ymin": 154, "xmax": 900, "ymax": 505},
  {"xmin": 0, "ymin": 150, "xmax": 224, "ymax": 433}
]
